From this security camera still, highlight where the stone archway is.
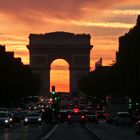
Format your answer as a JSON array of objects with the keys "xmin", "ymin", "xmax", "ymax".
[{"xmin": 27, "ymin": 31, "xmax": 93, "ymax": 95}]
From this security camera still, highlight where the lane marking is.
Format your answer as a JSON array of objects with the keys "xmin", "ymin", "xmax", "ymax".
[
  {"xmin": 84, "ymin": 125, "xmax": 102, "ymax": 140},
  {"xmin": 41, "ymin": 124, "xmax": 59, "ymax": 140}
]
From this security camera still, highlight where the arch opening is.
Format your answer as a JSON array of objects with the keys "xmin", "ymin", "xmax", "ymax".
[{"xmin": 50, "ymin": 59, "xmax": 69, "ymax": 93}]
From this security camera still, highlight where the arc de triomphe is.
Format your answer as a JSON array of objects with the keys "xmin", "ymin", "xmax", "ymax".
[{"xmin": 27, "ymin": 32, "xmax": 93, "ymax": 95}]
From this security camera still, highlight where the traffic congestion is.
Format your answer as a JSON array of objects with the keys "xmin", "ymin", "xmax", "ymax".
[{"xmin": 0, "ymin": 94, "xmax": 140, "ymax": 140}]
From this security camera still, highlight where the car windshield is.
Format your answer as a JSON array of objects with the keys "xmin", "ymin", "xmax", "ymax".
[
  {"xmin": 26, "ymin": 113, "xmax": 39, "ymax": 117},
  {"xmin": 0, "ymin": 113, "xmax": 8, "ymax": 117},
  {"xmin": 86, "ymin": 111, "xmax": 96, "ymax": 115},
  {"xmin": 11, "ymin": 111, "xmax": 20, "ymax": 115},
  {"xmin": 118, "ymin": 114, "xmax": 130, "ymax": 118}
]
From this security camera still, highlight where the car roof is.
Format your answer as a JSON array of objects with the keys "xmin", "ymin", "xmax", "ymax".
[
  {"xmin": 26, "ymin": 111, "xmax": 40, "ymax": 114},
  {"xmin": 0, "ymin": 111, "xmax": 8, "ymax": 113},
  {"xmin": 117, "ymin": 112, "xmax": 129, "ymax": 115}
]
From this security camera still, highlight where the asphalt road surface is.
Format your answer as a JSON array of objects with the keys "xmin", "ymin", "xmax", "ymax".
[
  {"xmin": 0, "ymin": 122, "xmax": 55, "ymax": 140},
  {"xmin": 48, "ymin": 123, "xmax": 95, "ymax": 140},
  {"xmin": 1, "ymin": 121, "xmax": 140, "ymax": 140}
]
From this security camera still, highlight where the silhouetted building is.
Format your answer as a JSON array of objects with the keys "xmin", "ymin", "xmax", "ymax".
[
  {"xmin": 0, "ymin": 45, "xmax": 5, "ymax": 52},
  {"xmin": 116, "ymin": 15, "xmax": 140, "ymax": 97},
  {"xmin": 0, "ymin": 44, "xmax": 40, "ymax": 107},
  {"xmin": 95, "ymin": 57, "xmax": 102, "ymax": 69}
]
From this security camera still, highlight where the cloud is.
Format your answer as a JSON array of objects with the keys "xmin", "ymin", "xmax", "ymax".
[
  {"xmin": 0, "ymin": 0, "xmax": 139, "ymax": 31},
  {"xmin": 70, "ymin": 20, "xmax": 134, "ymax": 28},
  {"xmin": 0, "ymin": 0, "xmax": 135, "ymax": 25},
  {"xmin": 1, "ymin": 0, "xmax": 140, "ymax": 67}
]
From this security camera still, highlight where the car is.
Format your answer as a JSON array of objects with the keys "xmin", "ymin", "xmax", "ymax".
[
  {"xmin": 85, "ymin": 111, "xmax": 99, "ymax": 124},
  {"xmin": 0, "ymin": 111, "xmax": 12, "ymax": 128},
  {"xmin": 113, "ymin": 112, "xmax": 132, "ymax": 126},
  {"xmin": 96, "ymin": 110, "xmax": 106, "ymax": 120},
  {"xmin": 67, "ymin": 108, "xmax": 87, "ymax": 125},
  {"xmin": 134, "ymin": 120, "xmax": 140, "ymax": 135},
  {"xmin": 131, "ymin": 109, "xmax": 140, "ymax": 124},
  {"xmin": 23, "ymin": 112, "xmax": 42, "ymax": 125},
  {"xmin": 106, "ymin": 114, "xmax": 114, "ymax": 124},
  {"xmin": 58, "ymin": 109, "xmax": 69, "ymax": 123},
  {"xmin": 9, "ymin": 111, "xmax": 22, "ymax": 123},
  {"xmin": 20, "ymin": 110, "xmax": 28, "ymax": 120}
]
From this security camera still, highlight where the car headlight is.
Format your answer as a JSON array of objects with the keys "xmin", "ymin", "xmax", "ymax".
[
  {"xmin": 10, "ymin": 118, "xmax": 13, "ymax": 121},
  {"xmin": 38, "ymin": 118, "xmax": 42, "ymax": 121},
  {"xmin": 5, "ymin": 120, "xmax": 9, "ymax": 123},
  {"xmin": 25, "ymin": 118, "xmax": 28, "ymax": 122}
]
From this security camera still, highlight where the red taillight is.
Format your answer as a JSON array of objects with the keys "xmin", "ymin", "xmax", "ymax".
[
  {"xmin": 73, "ymin": 108, "xmax": 79, "ymax": 113},
  {"xmin": 68, "ymin": 115, "xmax": 71, "ymax": 119},
  {"xmin": 106, "ymin": 113, "xmax": 110, "ymax": 117},
  {"xmin": 81, "ymin": 115, "xmax": 84, "ymax": 119}
]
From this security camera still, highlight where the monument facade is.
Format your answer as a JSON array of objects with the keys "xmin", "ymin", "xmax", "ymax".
[{"xmin": 27, "ymin": 31, "xmax": 93, "ymax": 95}]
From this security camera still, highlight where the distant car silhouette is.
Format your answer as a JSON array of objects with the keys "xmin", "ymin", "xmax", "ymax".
[
  {"xmin": 85, "ymin": 111, "xmax": 99, "ymax": 124},
  {"xmin": 67, "ymin": 108, "xmax": 87, "ymax": 125},
  {"xmin": 113, "ymin": 112, "xmax": 132, "ymax": 126},
  {"xmin": 0, "ymin": 111, "xmax": 12, "ymax": 128},
  {"xmin": 134, "ymin": 120, "xmax": 140, "ymax": 135}
]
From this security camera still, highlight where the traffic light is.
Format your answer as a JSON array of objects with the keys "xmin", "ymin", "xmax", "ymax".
[
  {"xmin": 52, "ymin": 91, "xmax": 55, "ymax": 95},
  {"xmin": 54, "ymin": 97, "xmax": 58, "ymax": 101},
  {"xmin": 52, "ymin": 86, "xmax": 55, "ymax": 95},
  {"xmin": 52, "ymin": 86, "xmax": 55, "ymax": 92}
]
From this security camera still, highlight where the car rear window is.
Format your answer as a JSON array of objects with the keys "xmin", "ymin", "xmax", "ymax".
[
  {"xmin": 118, "ymin": 114, "xmax": 130, "ymax": 118},
  {"xmin": 0, "ymin": 113, "xmax": 8, "ymax": 117}
]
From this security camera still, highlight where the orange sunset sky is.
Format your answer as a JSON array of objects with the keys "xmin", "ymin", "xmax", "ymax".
[{"xmin": 0, "ymin": 0, "xmax": 140, "ymax": 92}]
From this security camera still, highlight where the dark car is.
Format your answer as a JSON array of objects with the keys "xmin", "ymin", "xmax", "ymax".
[
  {"xmin": 0, "ymin": 111, "xmax": 12, "ymax": 128},
  {"xmin": 23, "ymin": 112, "xmax": 42, "ymax": 125},
  {"xmin": 86, "ymin": 111, "xmax": 99, "ymax": 124},
  {"xmin": 67, "ymin": 110, "xmax": 87, "ymax": 125},
  {"xmin": 42, "ymin": 107, "xmax": 53, "ymax": 123},
  {"xmin": 96, "ymin": 110, "xmax": 106, "ymax": 120},
  {"xmin": 106, "ymin": 114, "xmax": 114, "ymax": 124},
  {"xmin": 131, "ymin": 109, "xmax": 140, "ymax": 124},
  {"xmin": 134, "ymin": 120, "xmax": 140, "ymax": 135},
  {"xmin": 113, "ymin": 112, "xmax": 132, "ymax": 126},
  {"xmin": 10, "ymin": 111, "xmax": 22, "ymax": 123},
  {"xmin": 58, "ymin": 109, "xmax": 70, "ymax": 123}
]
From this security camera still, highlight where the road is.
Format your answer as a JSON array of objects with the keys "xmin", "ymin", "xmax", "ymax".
[
  {"xmin": 0, "ymin": 122, "xmax": 55, "ymax": 140},
  {"xmin": 0, "ymin": 121, "xmax": 140, "ymax": 140},
  {"xmin": 48, "ymin": 123, "xmax": 94, "ymax": 140},
  {"xmin": 85, "ymin": 121, "xmax": 140, "ymax": 140}
]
